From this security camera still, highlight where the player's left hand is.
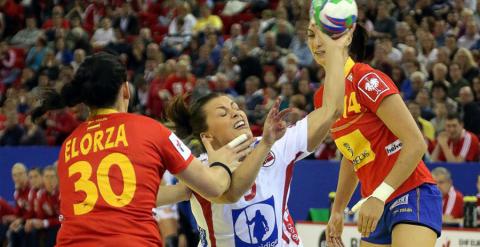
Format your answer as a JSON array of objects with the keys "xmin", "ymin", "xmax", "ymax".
[
  {"xmin": 261, "ymin": 98, "xmax": 292, "ymax": 146},
  {"xmin": 357, "ymin": 197, "xmax": 384, "ymax": 238}
]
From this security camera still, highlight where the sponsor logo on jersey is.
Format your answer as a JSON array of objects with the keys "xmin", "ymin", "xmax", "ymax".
[
  {"xmin": 389, "ymin": 194, "xmax": 409, "ymax": 211},
  {"xmin": 385, "ymin": 139, "xmax": 402, "ymax": 156},
  {"xmin": 262, "ymin": 152, "xmax": 275, "ymax": 167},
  {"xmin": 232, "ymin": 196, "xmax": 278, "ymax": 247},
  {"xmin": 358, "ymin": 72, "xmax": 390, "ymax": 102},
  {"xmin": 334, "ymin": 130, "xmax": 376, "ymax": 171},
  {"xmin": 198, "ymin": 226, "xmax": 208, "ymax": 247},
  {"xmin": 168, "ymin": 133, "xmax": 191, "ymax": 160}
]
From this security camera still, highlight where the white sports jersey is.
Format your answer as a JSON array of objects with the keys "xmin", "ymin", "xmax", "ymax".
[{"xmin": 190, "ymin": 118, "xmax": 310, "ymax": 247}]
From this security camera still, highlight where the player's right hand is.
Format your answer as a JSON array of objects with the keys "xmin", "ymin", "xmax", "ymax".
[
  {"xmin": 201, "ymin": 134, "xmax": 254, "ymax": 171},
  {"xmin": 326, "ymin": 212, "xmax": 345, "ymax": 247}
]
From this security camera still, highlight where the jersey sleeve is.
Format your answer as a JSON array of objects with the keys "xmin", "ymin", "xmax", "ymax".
[
  {"xmin": 154, "ymin": 124, "xmax": 194, "ymax": 174},
  {"xmin": 354, "ymin": 69, "xmax": 399, "ymax": 113},
  {"xmin": 273, "ymin": 117, "xmax": 310, "ymax": 164}
]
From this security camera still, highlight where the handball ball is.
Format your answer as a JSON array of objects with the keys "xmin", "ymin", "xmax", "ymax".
[{"xmin": 311, "ymin": 0, "xmax": 358, "ymax": 39}]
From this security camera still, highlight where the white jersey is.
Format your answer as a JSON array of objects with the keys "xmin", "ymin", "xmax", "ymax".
[{"xmin": 190, "ymin": 118, "xmax": 310, "ymax": 247}]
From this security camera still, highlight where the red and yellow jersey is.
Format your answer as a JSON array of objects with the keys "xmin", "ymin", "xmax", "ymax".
[
  {"xmin": 314, "ymin": 58, "xmax": 435, "ymax": 202},
  {"xmin": 56, "ymin": 110, "xmax": 193, "ymax": 247}
]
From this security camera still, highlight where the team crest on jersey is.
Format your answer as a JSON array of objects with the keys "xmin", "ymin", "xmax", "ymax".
[
  {"xmin": 358, "ymin": 72, "xmax": 390, "ymax": 102},
  {"xmin": 262, "ymin": 152, "xmax": 275, "ymax": 167},
  {"xmin": 168, "ymin": 133, "xmax": 191, "ymax": 160},
  {"xmin": 232, "ymin": 196, "xmax": 278, "ymax": 247}
]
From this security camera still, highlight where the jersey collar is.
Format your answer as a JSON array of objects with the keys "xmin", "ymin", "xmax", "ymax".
[
  {"xmin": 90, "ymin": 108, "xmax": 118, "ymax": 117},
  {"xmin": 344, "ymin": 57, "xmax": 355, "ymax": 78}
]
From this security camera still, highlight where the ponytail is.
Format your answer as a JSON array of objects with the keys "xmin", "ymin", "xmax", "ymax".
[
  {"xmin": 166, "ymin": 93, "xmax": 223, "ymax": 140},
  {"xmin": 31, "ymin": 52, "xmax": 126, "ymax": 122},
  {"xmin": 349, "ymin": 24, "xmax": 368, "ymax": 62},
  {"xmin": 166, "ymin": 94, "xmax": 194, "ymax": 139}
]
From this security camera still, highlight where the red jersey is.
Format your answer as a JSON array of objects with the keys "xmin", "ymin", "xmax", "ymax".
[
  {"xmin": 56, "ymin": 110, "xmax": 193, "ymax": 247},
  {"xmin": 26, "ymin": 188, "xmax": 40, "ymax": 219},
  {"xmin": 442, "ymin": 186, "xmax": 464, "ymax": 218},
  {"xmin": 314, "ymin": 59, "xmax": 435, "ymax": 202},
  {"xmin": 34, "ymin": 189, "xmax": 60, "ymax": 228},
  {"xmin": 13, "ymin": 184, "xmax": 31, "ymax": 218},
  {"xmin": 164, "ymin": 74, "xmax": 196, "ymax": 96},
  {"xmin": 437, "ymin": 130, "xmax": 480, "ymax": 162},
  {"xmin": 0, "ymin": 197, "xmax": 15, "ymax": 218}
]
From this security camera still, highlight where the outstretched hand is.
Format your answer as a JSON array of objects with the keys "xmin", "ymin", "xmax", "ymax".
[{"xmin": 262, "ymin": 98, "xmax": 292, "ymax": 146}]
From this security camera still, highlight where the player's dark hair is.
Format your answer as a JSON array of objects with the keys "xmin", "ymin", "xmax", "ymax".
[
  {"xmin": 446, "ymin": 112, "xmax": 462, "ymax": 122},
  {"xmin": 349, "ymin": 24, "xmax": 368, "ymax": 62},
  {"xmin": 166, "ymin": 93, "xmax": 223, "ymax": 140},
  {"xmin": 32, "ymin": 52, "xmax": 127, "ymax": 121}
]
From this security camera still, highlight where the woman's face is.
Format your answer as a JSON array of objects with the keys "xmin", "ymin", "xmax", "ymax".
[
  {"xmin": 202, "ymin": 96, "xmax": 252, "ymax": 147},
  {"xmin": 307, "ymin": 21, "xmax": 326, "ymax": 66}
]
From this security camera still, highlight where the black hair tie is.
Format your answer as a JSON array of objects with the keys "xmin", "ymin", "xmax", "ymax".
[{"xmin": 209, "ymin": 162, "xmax": 232, "ymax": 180}]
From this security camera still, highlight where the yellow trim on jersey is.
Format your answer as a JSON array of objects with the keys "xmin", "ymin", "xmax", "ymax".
[
  {"xmin": 344, "ymin": 57, "xmax": 355, "ymax": 78},
  {"xmin": 90, "ymin": 108, "xmax": 119, "ymax": 117}
]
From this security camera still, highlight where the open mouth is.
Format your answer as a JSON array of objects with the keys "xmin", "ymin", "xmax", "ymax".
[
  {"xmin": 234, "ymin": 119, "xmax": 246, "ymax": 129},
  {"xmin": 315, "ymin": 50, "xmax": 326, "ymax": 56}
]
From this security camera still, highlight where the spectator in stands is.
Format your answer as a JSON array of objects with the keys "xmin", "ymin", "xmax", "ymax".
[
  {"xmin": 275, "ymin": 20, "xmax": 293, "ymax": 49},
  {"xmin": 65, "ymin": 16, "xmax": 90, "ymax": 52},
  {"xmin": 70, "ymin": 48, "xmax": 85, "ymax": 72},
  {"xmin": 163, "ymin": 60, "xmax": 196, "ymax": 97},
  {"xmin": 8, "ymin": 163, "xmax": 32, "ymax": 246},
  {"xmin": 10, "ymin": 17, "xmax": 44, "ymax": 49},
  {"xmin": 431, "ymin": 83, "xmax": 458, "ymax": 113},
  {"xmin": 432, "ymin": 113, "xmax": 480, "ymax": 162},
  {"xmin": 19, "ymin": 115, "xmax": 47, "ymax": 145},
  {"xmin": 168, "ymin": 2, "xmax": 196, "ymax": 37},
  {"xmin": 287, "ymin": 94, "xmax": 307, "ymax": 124},
  {"xmin": 458, "ymin": 20, "xmax": 480, "ymax": 49},
  {"xmin": 223, "ymin": 23, "xmax": 243, "ymax": 54},
  {"xmin": 382, "ymin": 38, "xmax": 403, "ymax": 64},
  {"xmin": 372, "ymin": 1, "xmax": 396, "ymax": 39},
  {"xmin": 26, "ymin": 165, "xmax": 59, "ymax": 246},
  {"xmin": 415, "ymin": 88, "xmax": 436, "ymax": 120},
  {"xmin": 408, "ymin": 101, "xmax": 435, "ymax": 141},
  {"xmin": 403, "ymin": 71, "xmax": 426, "ymax": 101},
  {"xmin": 417, "ymin": 32, "xmax": 439, "ymax": 68},
  {"xmin": 212, "ymin": 72, "xmax": 238, "ymax": 97},
  {"xmin": 449, "ymin": 62, "xmax": 469, "ymax": 98},
  {"xmin": 54, "ymin": 38, "xmax": 73, "ymax": 66},
  {"xmin": 44, "ymin": 6, "xmax": 70, "ymax": 42},
  {"xmin": 83, "ymin": 0, "xmax": 106, "ymax": 33},
  {"xmin": 0, "ymin": 41, "xmax": 20, "ymax": 85},
  {"xmin": 431, "ymin": 102, "xmax": 448, "ymax": 134},
  {"xmin": 458, "ymin": 86, "xmax": 480, "ymax": 135},
  {"xmin": 432, "ymin": 167, "xmax": 464, "ymax": 224},
  {"xmin": 258, "ymin": 31, "xmax": 287, "ymax": 67},
  {"xmin": 127, "ymin": 38, "xmax": 146, "ymax": 74},
  {"xmin": 193, "ymin": 5, "xmax": 222, "ymax": 34},
  {"xmin": 91, "ymin": 17, "xmax": 116, "ymax": 49},
  {"xmin": 0, "ymin": 111, "xmax": 23, "ymax": 146},
  {"xmin": 427, "ymin": 63, "xmax": 450, "ymax": 89},
  {"xmin": 114, "ymin": 2, "xmax": 139, "ymax": 36},
  {"xmin": 289, "ymin": 22, "xmax": 313, "ymax": 68},
  {"xmin": 453, "ymin": 48, "xmax": 479, "ymax": 82},
  {"xmin": 25, "ymin": 37, "xmax": 48, "ymax": 72},
  {"xmin": 278, "ymin": 64, "xmax": 299, "ymax": 86},
  {"xmin": 236, "ymin": 43, "xmax": 262, "ymax": 94}
]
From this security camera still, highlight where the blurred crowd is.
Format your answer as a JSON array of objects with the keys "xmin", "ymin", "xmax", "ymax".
[{"xmin": 0, "ymin": 0, "xmax": 480, "ymax": 160}]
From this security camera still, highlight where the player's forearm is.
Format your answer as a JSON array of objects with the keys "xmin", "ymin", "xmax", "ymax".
[
  {"xmin": 156, "ymin": 184, "xmax": 191, "ymax": 206},
  {"xmin": 307, "ymin": 108, "xmax": 336, "ymax": 151},
  {"xmin": 332, "ymin": 158, "xmax": 358, "ymax": 213},
  {"xmin": 218, "ymin": 140, "xmax": 273, "ymax": 203},
  {"xmin": 431, "ymin": 145, "xmax": 441, "ymax": 162},
  {"xmin": 322, "ymin": 49, "xmax": 346, "ymax": 115},
  {"xmin": 384, "ymin": 137, "xmax": 427, "ymax": 189}
]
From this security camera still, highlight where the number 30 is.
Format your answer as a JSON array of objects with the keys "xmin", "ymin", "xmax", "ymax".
[{"xmin": 68, "ymin": 153, "xmax": 137, "ymax": 215}]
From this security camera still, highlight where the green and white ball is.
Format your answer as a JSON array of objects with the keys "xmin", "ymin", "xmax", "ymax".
[{"xmin": 311, "ymin": 0, "xmax": 358, "ymax": 38}]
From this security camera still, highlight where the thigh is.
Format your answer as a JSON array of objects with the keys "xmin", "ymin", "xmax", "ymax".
[
  {"xmin": 391, "ymin": 224, "xmax": 436, "ymax": 247},
  {"xmin": 361, "ymin": 240, "xmax": 391, "ymax": 247}
]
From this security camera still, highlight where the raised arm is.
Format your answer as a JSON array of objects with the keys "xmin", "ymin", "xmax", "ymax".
[{"xmin": 306, "ymin": 29, "xmax": 351, "ymax": 151}]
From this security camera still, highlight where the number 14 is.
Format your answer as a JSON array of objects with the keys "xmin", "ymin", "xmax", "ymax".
[{"xmin": 343, "ymin": 92, "xmax": 362, "ymax": 118}]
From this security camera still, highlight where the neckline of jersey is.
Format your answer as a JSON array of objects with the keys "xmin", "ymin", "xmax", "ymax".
[
  {"xmin": 344, "ymin": 57, "xmax": 355, "ymax": 78},
  {"xmin": 89, "ymin": 108, "xmax": 119, "ymax": 118}
]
